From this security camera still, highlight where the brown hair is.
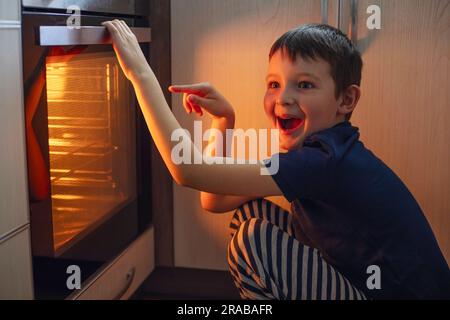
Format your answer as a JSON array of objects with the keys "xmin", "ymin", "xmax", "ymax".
[{"xmin": 269, "ymin": 24, "xmax": 363, "ymax": 119}]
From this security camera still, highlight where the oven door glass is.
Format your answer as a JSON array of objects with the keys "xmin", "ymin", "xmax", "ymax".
[
  {"xmin": 43, "ymin": 50, "xmax": 136, "ymax": 253},
  {"xmin": 24, "ymin": 43, "xmax": 140, "ymax": 259}
]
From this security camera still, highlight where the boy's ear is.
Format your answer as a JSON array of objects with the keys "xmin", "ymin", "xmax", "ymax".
[{"xmin": 337, "ymin": 84, "xmax": 361, "ymax": 116}]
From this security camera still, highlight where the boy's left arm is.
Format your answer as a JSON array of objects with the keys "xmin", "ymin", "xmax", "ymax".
[{"xmin": 103, "ymin": 20, "xmax": 282, "ymax": 198}]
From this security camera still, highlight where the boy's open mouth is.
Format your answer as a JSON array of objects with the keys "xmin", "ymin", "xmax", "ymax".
[{"xmin": 276, "ymin": 116, "xmax": 304, "ymax": 135}]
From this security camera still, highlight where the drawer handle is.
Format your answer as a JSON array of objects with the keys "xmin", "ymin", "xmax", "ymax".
[{"xmin": 113, "ymin": 267, "xmax": 136, "ymax": 300}]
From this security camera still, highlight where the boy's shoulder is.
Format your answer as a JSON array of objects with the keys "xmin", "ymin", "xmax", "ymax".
[
  {"xmin": 286, "ymin": 120, "xmax": 389, "ymax": 179},
  {"xmin": 269, "ymin": 121, "xmax": 400, "ymax": 201},
  {"xmin": 301, "ymin": 120, "xmax": 361, "ymax": 161},
  {"xmin": 300, "ymin": 121, "xmax": 404, "ymax": 189}
]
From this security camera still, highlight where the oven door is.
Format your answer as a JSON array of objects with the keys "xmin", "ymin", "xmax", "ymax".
[{"xmin": 22, "ymin": 12, "xmax": 152, "ymax": 298}]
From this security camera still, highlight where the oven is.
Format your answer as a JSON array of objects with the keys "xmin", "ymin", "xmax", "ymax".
[{"xmin": 21, "ymin": 0, "xmax": 152, "ymax": 299}]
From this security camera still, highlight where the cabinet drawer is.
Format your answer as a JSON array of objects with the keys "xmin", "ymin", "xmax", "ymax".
[
  {"xmin": 0, "ymin": 225, "xmax": 34, "ymax": 299},
  {"xmin": 0, "ymin": 0, "xmax": 20, "ymax": 22},
  {"xmin": 0, "ymin": 27, "xmax": 29, "ymax": 238},
  {"xmin": 71, "ymin": 226, "xmax": 155, "ymax": 300}
]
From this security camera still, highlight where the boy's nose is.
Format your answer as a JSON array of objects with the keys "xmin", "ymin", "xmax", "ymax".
[{"xmin": 276, "ymin": 89, "xmax": 296, "ymax": 106}]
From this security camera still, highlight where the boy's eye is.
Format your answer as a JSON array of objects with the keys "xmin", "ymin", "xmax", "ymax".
[
  {"xmin": 268, "ymin": 81, "xmax": 279, "ymax": 89},
  {"xmin": 298, "ymin": 81, "xmax": 314, "ymax": 89}
]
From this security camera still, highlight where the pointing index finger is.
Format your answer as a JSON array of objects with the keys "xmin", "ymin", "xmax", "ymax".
[{"xmin": 168, "ymin": 83, "xmax": 210, "ymax": 96}]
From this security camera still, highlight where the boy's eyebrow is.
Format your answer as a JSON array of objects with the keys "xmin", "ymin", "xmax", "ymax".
[{"xmin": 265, "ymin": 72, "xmax": 320, "ymax": 81}]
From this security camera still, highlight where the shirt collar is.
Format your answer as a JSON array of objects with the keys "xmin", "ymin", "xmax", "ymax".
[{"xmin": 303, "ymin": 121, "xmax": 359, "ymax": 146}]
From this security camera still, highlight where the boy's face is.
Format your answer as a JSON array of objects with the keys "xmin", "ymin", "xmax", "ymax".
[{"xmin": 264, "ymin": 50, "xmax": 344, "ymax": 151}]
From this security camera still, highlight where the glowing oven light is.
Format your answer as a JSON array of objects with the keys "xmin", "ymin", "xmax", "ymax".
[
  {"xmin": 52, "ymin": 194, "xmax": 84, "ymax": 200},
  {"xmin": 43, "ymin": 53, "xmax": 133, "ymax": 252}
]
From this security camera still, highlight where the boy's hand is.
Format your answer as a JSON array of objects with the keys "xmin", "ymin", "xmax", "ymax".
[
  {"xmin": 102, "ymin": 20, "xmax": 150, "ymax": 82},
  {"xmin": 169, "ymin": 83, "xmax": 235, "ymax": 120}
]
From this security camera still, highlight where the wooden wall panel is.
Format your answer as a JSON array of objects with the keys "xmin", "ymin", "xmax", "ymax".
[
  {"xmin": 350, "ymin": 0, "xmax": 450, "ymax": 263},
  {"xmin": 171, "ymin": 0, "xmax": 449, "ymax": 270},
  {"xmin": 171, "ymin": 0, "xmax": 322, "ymax": 270}
]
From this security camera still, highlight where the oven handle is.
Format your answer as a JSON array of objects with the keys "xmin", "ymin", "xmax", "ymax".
[{"xmin": 37, "ymin": 26, "xmax": 151, "ymax": 46}]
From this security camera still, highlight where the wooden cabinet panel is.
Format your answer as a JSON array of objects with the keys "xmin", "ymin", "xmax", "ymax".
[
  {"xmin": 0, "ymin": 6, "xmax": 33, "ymax": 300},
  {"xmin": 0, "ymin": 0, "xmax": 20, "ymax": 22},
  {"xmin": 171, "ymin": 0, "xmax": 449, "ymax": 270},
  {"xmin": 0, "ymin": 226, "xmax": 34, "ymax": 299},
  {"xmin": 349, "ymin": 0, "xmax": 450, "ymax": 263},
  {"xmin": 0, "ymin": 26, "xmax": 29, "ymax": 238},
  {"xmin": 171, "ymin": 0, "xmax": 322, "ymax": 270}
]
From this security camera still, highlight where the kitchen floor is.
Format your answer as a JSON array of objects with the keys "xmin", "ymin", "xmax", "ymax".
[{"xmin": 133, "ymin": 267, "xmax": 241, "ymax": 300}]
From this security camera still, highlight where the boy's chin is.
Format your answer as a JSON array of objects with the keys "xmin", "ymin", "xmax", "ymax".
[{"xmin": 279, "ymin": 136, "xmax": 304, "ymax": 151}]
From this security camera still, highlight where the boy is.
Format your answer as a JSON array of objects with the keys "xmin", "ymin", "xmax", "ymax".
[{"xmin": 102, "ymin": 21, "xmax": 449, "ymax": 299}]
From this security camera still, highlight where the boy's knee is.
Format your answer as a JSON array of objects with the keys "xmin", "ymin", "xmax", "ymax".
[
  {"xmin": 228, "ymin": 218, "xmax": 265, "ymax": 257},
  {"xmin": 228, "ymin": 219, "xmax": 257, "ymax": 272},
  {"xmin": 227, "ymin": 218, "xmax": 271, "ymax": 291},
  {"xmin": 231, "ymin": 199, "xmax": 254, "ymax": 220},
  {"xmin": 231, "ymin": 198, "xmax": 266, "ymax": 223}
]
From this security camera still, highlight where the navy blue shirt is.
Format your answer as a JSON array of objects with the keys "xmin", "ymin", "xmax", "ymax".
[{"xmin": 264, "ymin": 121, "xmax": 450, "ymax": 299}]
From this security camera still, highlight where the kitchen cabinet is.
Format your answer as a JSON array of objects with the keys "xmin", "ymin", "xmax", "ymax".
[
  {"xmin": 0, "ymin": 0, "xmax": 20, "ymax": 22},
  {"xmin": 171, "ymin": 0, "xmax": 449, "ymax": 270},
  {"xmin": 171, "ymin": 0, "xmax": 324, "ymax": 270},
  {"xmin": 345, "ymin": 0, "xmax": 450, "ymax": 264},
  {"xmin": 0, "ymin": 0, "xmax": 29, "ymax": 240},
  {"xmin": 0, "ymin": 0, "xmax": 34, "ymax": 299},
  {"xmin": 0, "ymin": 226, "xmax": 34, "ymax": 299}
]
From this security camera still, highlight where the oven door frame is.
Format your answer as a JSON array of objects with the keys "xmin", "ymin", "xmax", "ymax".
[{"xmin": 22, "ymin": 10, "xmax": 152, "ymax": 298}]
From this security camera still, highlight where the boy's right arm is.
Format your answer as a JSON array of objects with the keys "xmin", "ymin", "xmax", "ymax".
[
  {"xmin": 103, "ymin": 21, "xmax": 282, "ymax": 201},
  {"xmin": 169, "ymin": 83, "xmax": 258, "ymax": 213}
]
